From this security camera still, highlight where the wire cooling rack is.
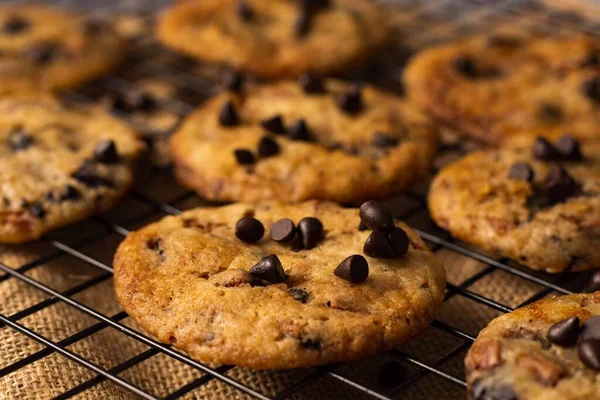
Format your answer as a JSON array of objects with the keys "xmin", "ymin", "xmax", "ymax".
[{"xmin": 1, "ymin": 0, "xmax": 600, "ymax": 399}]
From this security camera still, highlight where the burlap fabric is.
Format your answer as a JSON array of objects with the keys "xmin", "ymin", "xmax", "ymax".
[{"xmin": 0, "ymin": 1, "xmax": 596, "ymax": 399}]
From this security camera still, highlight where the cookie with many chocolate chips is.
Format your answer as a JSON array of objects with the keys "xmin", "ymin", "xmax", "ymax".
[
  {"xmin": 170, "ymin": 79, "xmax": 438, "ymax": 203},
  {"xmin": 155, "ymin": 0, "xmax": 389, "ymax": 78},
  {"xmin": 114, "ymin": 201, "xmax": 446, "ymax": 369},
  {"xmin": 428, "ymin": 138, "xmax": 600, "ymax": 273},
  {"xmin": 0, "ymin": 94, "xmax": 145, "ymax": 243},
  {"xmin": 466, "ymin": 293, "xmax": 600, "ymax": 400},
  {"xmin": 0, "ymin": 5, "xmax": 126, "ymax": 94},
  {"xmin": 404, "ymin": 31, "xmax": 600, "ymax": 146}
]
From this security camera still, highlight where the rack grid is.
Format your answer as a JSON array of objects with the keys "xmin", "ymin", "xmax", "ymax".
[{"xmin": 0, "ymin": 0, "xmax": 599, "ymax": 399}]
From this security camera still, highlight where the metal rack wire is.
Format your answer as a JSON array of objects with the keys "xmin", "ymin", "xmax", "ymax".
[{"xmin": 1, "ymin": 0, "xmax": 599, "ymax": 399}]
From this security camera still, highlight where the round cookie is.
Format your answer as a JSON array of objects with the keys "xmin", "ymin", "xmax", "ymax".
[
  {"xmin": 0, "ymin": 94, "xmax": 146, "ymax": 243},
  {"xmin": 466, "ymin": 293, "xmax": 600, "ymax": 400},
  {"xmin": 155, "ymin": 0, "xmax": 389, "ymax": 79},
  {"xmin": 170, "ymin": 78, "xmax": 438, "ymax": 204},
  {"xmin": 428, "ymin": 137, "xmax": 600, "ymax": 273},
  {"xmin": 0, "ymin": 5, "xmax": 126, "ymax": 94},
  {"xmin": 113, "ymin": 201, "xmax": 446, "ymax": 369},
  {"xmin": 404, "ymin": 31, "xmax": 600, "ymax": 146}
]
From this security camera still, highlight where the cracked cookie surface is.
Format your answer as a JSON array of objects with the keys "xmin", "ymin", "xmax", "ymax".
[
  {"xmin": 0, "ymin": 94, "xmax": 145, "ymax": 243},
  {"xmin": 155, "ymin": 0, "xmax": 389, "ymax": 78},
  {"xmin": 113, "ymin": 201, "xmax": 446, "ymax": 369},
  {"xmin": 428, "ymin": 142, "xmax": 600, "ymax": 273},
  {"xmin": 466, "ymin": 293, "xmax": 600, "ymax": 400},
  {"xmin": 170, "ymin": 79, "xmax": 438, "ymax": 204},
  {"xmin": 404, "ymin": 31, "xmax": 600, "ymax": 146},
  {"xmin": 0, "ymin": 5, "xmax": 126, "ymax": 94}
]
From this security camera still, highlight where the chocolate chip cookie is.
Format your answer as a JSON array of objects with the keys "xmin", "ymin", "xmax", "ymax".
[
  {"xmin": 0, "ymin": 94, "xmax": 145, "ymax": 243},
  {"xmin": 404, "ymin": 31, "xmax": 600, "ymax": 146},
  {"xmin": 466, "ymin": 293, "xmax": 600, "ymax": 400},
  {"xmin": 428, "ymin": 137, "xmax": 600, "ymax": 273},
  {"xmin": 155, "ymin": 0, "xmax": 389, "ymax": 78},
  {"xmin": 0, "ymin": 5, "xmax": 126, "ymax": 93},
  {"xmin": 170, "ymin": 78, "xmax": 438, "ymax": 204},
  {"xmin": 114, "ymin": 201, "xmax": 446, "ymax": 369}
]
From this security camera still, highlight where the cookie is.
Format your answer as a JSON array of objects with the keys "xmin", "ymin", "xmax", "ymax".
[
  {"xmin": 404, "ymin": 31, "xmax": 600, "ymax": 146},
  {"xmin": 466, "ymin": 293, "xmax": 600, "ymax": 400},
  {"xmin": 428, "ymin": 137, "xmax": 600, "ymax": 273},
  {"xmin": 0, "ymin": 94, "xmax": 145, "ymax": 243},
  {"xmin": 155, "ymin": 0, "xmax": 389, "ymax": 78},
  {"xmin": 0, "ymin": 5, "xmax": 126, "ymax": 94},
  {"xmin": 170, "ymin": 78, "xmax": 438, "ymax": 204},
  {"xmin": 113, "ymin": 201, "xmax": 446, "ymax": 369}
]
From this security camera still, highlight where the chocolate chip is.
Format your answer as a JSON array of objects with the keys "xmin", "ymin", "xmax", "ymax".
[
  {"xmin": 288, "ymin": 288, "xmax": 309, "ymax": 303},
  {"xmin": 338, "ymin": 87, "xmax": 363, "ymax": 114},
  {"xmin": 547, "ymin": 316, "xmax": 580, "ymax": 346},
  {"xmin": 236, "ymin": 1, "xmax": 254, "ymax": 21},
  {"xmin": 83, "ymin": 19, "xmax": 106, "ymax": 35},
  {"xmin": 110, "ymin": 90, "xmax": 156, "ymax": 113},
  {"xmin": 509, "ymin": 162, "xmax": 534, "ymax": 182},
  {"xmin": 261, "ymin": 115, "xmax": 286, "ymax": 135},
  {"xmin": 297, "ymin": 217, "xmax": 323, "ymax": 249},
  {"xmin": 93, "ymin": 140, "xmax": 119, "ymax": 164},
  {"xmin": 301, "ymin": 338, "xmax": 322, "ymax": 351},
  {"xmin": 578, "ymin": 339, "xmax": 600, "ymax": 370},
  {"xmin": 532, "ymin": 137, "xmax": 559, "ymax": 161},
  {"xmin": 359, "ymin": 201, "xmax": 394, "ymax": 234},
  {"xmin": 334, "ymin": 254, "xmax": 369, "ymax": 283},
  {"xmin": 222, "ymin": 70, "xmax": 243, "ymax": 92},
  {"xmin": 389, "ymin": 227, "xmax": 410, "ymax": 257},
  {"xmin": 583, "ymin": 76, "xmax": 600, "ymax": 103},
  {"xmin": 372, "ymin": 132, "xmax": 399, "ymax": 148},
  {"xmin": 471, "ymin": 380, "xmax": 519, "ymax": 400},
  {"xmin": 3, "ymin": 16, "xmax": 29, "ymax": 34},
  {"xmin": 235, "ymin": 216, "xmax": 264, "ymax": 243},
  {"xmin": 249, "ymin": 254, "xmax": 287, "ymax": 283},
  {"xmin": 29, "ymin": 202, "xmax": 45, "ymax": 218},
  {"xmin": 364, "ymin": 231, "xmax": 395, "ymax": 259},
  {"xmin": 584, "ymin": 271, "xmax": 600, "ymax": 293},
  {"xmin": 61, "ymin": 185, "xmax": 81, "ymax": 201},
  {"xmin": 453, "ymin": 56, "xmax": 478, "ymax": 78},
  {"xmin": 545, "ymin": 164, "xmax": 577, "ymax": 204},
  {"xmin": 27, "ymin": 43, "xmax": 60, "ymax": 65},
  {"xmin": 295, "ymin": 11, "xmax": 311, "ymax": 38},
  {"xmin": 270, "ymin": 218, "xmax": 296, "ymax": 243},
  {"xmin": 298, "ymin": 73, "xmax": 325, "ymax": 94},
  {"xmin": 582, "ymin": 53, "xmax": 599, "ymax": 68},
  {"xmin": 258, "ymin": 136, "xmax": 279, "ymax": 158},
  {"xmin": 555, "ymin": 135, "xmax": 582, "ymax": 161},
  {"xmin": 8, "ymin": 128, "xmax": 34, "ymax": 151},
  {"xmin": 234, "ymin": 149, "xmax": 255, "ymax": 165},
  {"xmin": 218, "ymin": 100, "xmax": 240, "ymax": 126},
  {"xmin": 378, "ymin": 361, "xmax": 407, "ymax": 388},
  {"xmin": 581, "ymin": 316, "xmax": 600, "ymax": 341},
  {"xmin": 538, "ymin": 103, "xmax": 562, "ymax": 122},
  {"xmin": 287, "ymin": 119, "xmax": 312, "ymax": 141},
  {"xmin": 72, "ymin": 161, "xmax": 113, "ymax": 187}
]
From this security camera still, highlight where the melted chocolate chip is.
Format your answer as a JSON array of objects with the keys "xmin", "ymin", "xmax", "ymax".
[
  {"xmin": 359, "ymin": 201, "xmax": 394, "ymax": 233},
  {"xmin": 582, "ymin": 76, "xmax": 600, "ymax": 103},
  {"xmin": 235, "ymin": 216, "xmax": 264, "ymax": 243},
  {"xmin": 258, "ymin": 136, "xmax": 279, "ymax": 158},
  {"xmin": 338, "ymin": 86, "xmax": 363, "ymax": 114},
  {"xmin": 72, "ymin": 161, "xmax": 113, "ymax": 187},
  {"xmin": 28, "ymin": 202, "xmax": 45, "ymax": 218},
  {"xmin": 219, "ymin": 100, "xmax": 240, "ymax": 126},
  {"xmin": 233, "ymin": 149, "xmax": 255, "ymax": 165},
  {"xmin": 555, "ymin": 135, "xmax": 582, "ymax": 161},
  {"xmin": 3, "ymin": 16, "xmax": 29, "ymax": 34},
  {"xmin": 509, "ymin": 162, "xmax": 534, "ymax": 182},
  {"xmin": 532, "ymin": 137, "xmax": 559, "ymax": 160},
  {"xmin": 249, "ymin": 254, "xmax": 287, "ymax": 283},
  {"xmin": 8, "ymin": 128, "xmax": 34, "ymax": 151},
  {"xmin": 389, "ymin": 227, "xmax": 410, "ymax": 257},
  {"xmin": 27, "ymin": 43, "xmax": 60, "ymax": 65},
  {"xmin": 270, "ymin": 218, "xmax": 296, "ymax": 243},
  {"xmin": 363, "ymin": 231, "xmax": 395, "ymax": 259},
  {"xmin": 297, "ymin": 217, "xmax": 323, "ymax": 249},
  {"xmin": 545, "ymin": 164, "xmax": 577, "ymax": 204},
  {"xmin": 584, "ymin": 271, "xmax": 600, "ymax": 293},
  {"xmin": 453, "ymin": 56, "xmax": 478, "ymax": 77},
  {"xmin": 538, "ymin": 103, "xmax": 562, "ymax": 122},
  {"xmin": 378, "ymin": 361, "xmax": 407, "ymax": 388},
  {"xmin": 222, "ymin": 70, "xmax": 244, "ymax": 92},
  {"xmin": 236, "ymin": 1, "xmax": 254, "ymax": 21},
  {"xmin": 261, "ymin": 115, "xmax": 286, "ymax": 135},
  {"xmin": 581, "ymin": 316, "xmax": 600, "ymax": 341},
  {"xmin": 295, "ymin": 11, "xmax": 311, "ymax": 38},
  {"xmin": 578, "ymin": 339, "xmax": 600, "ymax": 370},
  {"xmin": 93, "ymin": 140, "xmax": 119, "ymax": 164},
  {"xmin": 301, "ymin": 338, "xmax": 322, "ymax": 351},
  {"xmin": 471, "ymin": 380, "xmax": 519, "ymax": 400},
  {"xmin": 110, "ymin": 90, "xmax": 156, "ymax": 113},
  {"xmin": 299, "ymin": 73, "xmax": 325, "ymax": 94},
  {"xmin": 61, "ymin": 185, "xmax": 81, "ymax": 201},
  {"xmin": 288, "ymin": 288, "xmax": 309, "ymax": 303},
  {"xmin": 334, "ymin": 254, "xmax": 369, "ymax": 283},
  {"xmin": 547, "ymin": 316, "xmax": 580, "ymax": 346},
  {"xmin": 287, "ymin": 119, "xmax": 312, "ymax": 141},
  {"xmin": 372, "ymin": 132, "xmax": 399, "ymax": 148}
]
